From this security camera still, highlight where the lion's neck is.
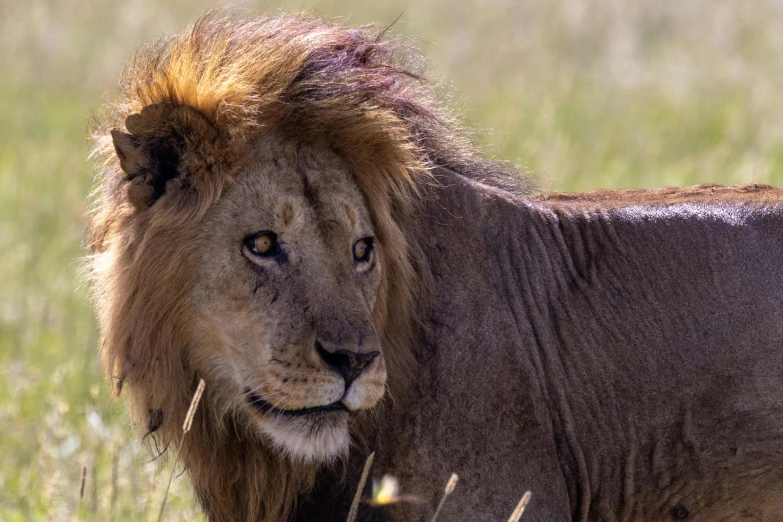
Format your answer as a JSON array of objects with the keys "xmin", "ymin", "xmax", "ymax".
[{"xmin": 184, "ymin": 424, "xmax": 319, "ymax": 521}]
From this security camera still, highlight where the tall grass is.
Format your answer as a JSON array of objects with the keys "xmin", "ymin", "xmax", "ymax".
[{"xmin": 3, "ymin": 0, "xmax": 783, "ymax": 519}]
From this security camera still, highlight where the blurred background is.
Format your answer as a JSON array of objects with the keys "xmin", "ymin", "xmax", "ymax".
[{"xmin": 3, "ymin": 0, "xmax": 783, "ymax": 519}]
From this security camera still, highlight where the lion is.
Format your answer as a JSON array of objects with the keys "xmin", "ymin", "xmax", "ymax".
[{"xmin": 89, "ymin": 12, "xmax": 783, "ymax": 522}]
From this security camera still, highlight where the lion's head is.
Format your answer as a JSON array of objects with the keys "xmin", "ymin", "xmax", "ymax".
[
  {"xmin": 189, "ymin": 133, "xmax": 389, "ymax": 461},
  {"xmin": 88, "ymin": 12, "xmax": 524, "ymax": 520}
]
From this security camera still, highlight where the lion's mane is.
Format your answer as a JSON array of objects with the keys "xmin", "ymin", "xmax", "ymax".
[{"xmin": 88, "ymin": 12, "xmax": 527, "ymax": 520}]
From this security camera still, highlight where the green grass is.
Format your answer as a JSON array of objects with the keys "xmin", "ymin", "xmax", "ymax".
[{"xmin": 3, "ymin": 0, "xmax": 783, "ymax": 519}]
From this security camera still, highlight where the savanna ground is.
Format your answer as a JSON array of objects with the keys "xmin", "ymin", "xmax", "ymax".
[{"xmin": 3, "ymin": 0, "xmax": 783, "ymax": 520}]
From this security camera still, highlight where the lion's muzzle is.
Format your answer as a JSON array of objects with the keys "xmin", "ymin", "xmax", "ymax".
[{"xmin": 314, "ymin": 339, "xmax": 380, "ymax": 388}]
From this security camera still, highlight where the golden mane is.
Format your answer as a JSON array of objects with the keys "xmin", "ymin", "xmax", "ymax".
[{"xmin": 88, "ymin": 12, "xmax": 528, "ymax": 520}]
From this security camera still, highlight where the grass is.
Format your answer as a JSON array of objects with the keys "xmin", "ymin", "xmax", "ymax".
[{"xmin": 3, "ymin": 0, "xmax": 783, "ymax": 519}]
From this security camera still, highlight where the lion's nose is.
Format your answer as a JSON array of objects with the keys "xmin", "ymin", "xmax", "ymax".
[{"xmin": 315, "ymin": 340, "xmax": 380, "ymax": 388}]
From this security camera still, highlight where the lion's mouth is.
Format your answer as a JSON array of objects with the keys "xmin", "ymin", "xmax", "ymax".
[{"xmin": 246, "ymin": 390, "xmax": 348, "ymax": 417}]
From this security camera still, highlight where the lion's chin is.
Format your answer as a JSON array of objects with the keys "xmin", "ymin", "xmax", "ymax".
[{"xmin": 258, "ymin": 411, "xmax": 350, "ymax": 463}]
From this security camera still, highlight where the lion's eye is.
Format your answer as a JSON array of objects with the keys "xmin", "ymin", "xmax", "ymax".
[
  {"xmin": 245, "ymin": 232, "xmax": 279, "ymax": 257},
  {"xmin": 353, "ymin": 237, "xmax": 373, "ymax": 263}
]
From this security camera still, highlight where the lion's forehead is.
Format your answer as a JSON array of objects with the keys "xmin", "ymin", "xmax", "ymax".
[{"xmin": 215, "ymin": 135, "xmax": 371, "ymax": 233}]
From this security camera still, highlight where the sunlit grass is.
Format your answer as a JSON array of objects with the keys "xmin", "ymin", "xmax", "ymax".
[{"xmin": 3, "ymin": 0, "xmax": 783, "ymax": 519}]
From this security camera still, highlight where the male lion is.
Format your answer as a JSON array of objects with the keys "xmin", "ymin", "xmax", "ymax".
[{"xmin": 89, "ymin": 13, "xmax": 783, "ymax": 522}]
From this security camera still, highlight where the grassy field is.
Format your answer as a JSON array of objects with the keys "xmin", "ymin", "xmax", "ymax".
[{"xmin": 3, "ymin": 0, "xmax": 783, "ymax": 519}]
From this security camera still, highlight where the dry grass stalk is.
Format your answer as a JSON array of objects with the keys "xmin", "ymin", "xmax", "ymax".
[
  {"xmin": 507, "ymin": 491, "xmax": 532, "ymax": 522},
  {"xmin": 78, "ymin": 465, "xmax": 87, "ymax": 519},
  {"xmin": 79, "ymin": 464, "xmax": 87, "ymax": 500},
  {"xmin": 430, "ymin": 473, "xmax": 459, "ymax": 522},
  {"xmin": 444, "ymin": 474, "xmax": 459, "ymax": 495},
  {"xmin": 182, "ymin": 379, "xmax": 205, "ymax": 432},
  {"xmin": 157, "ymin": 379, "xmax": 206, "ymax": 522},
  {"xmin": 346, "ymin": 452, "xmax": 375, "ymax": 522}
]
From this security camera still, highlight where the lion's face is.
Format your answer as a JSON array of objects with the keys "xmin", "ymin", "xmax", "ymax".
[{"xmin": 190, "ymin": 135, "xmax": 386, "ymax": 462}]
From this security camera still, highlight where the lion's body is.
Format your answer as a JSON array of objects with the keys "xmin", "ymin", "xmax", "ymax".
[
  {"xmin": 89, "ymin": 13, "xmax": 783, "ymax": 522},
  {"xmin": 363, "ymin": 176, "xmax": 783, "ymax": 521}
]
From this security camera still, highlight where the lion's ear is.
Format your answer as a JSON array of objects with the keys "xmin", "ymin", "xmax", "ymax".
[{"xmin": 110, "ymin": 103, "xmax": 219, "ymax": 209}]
